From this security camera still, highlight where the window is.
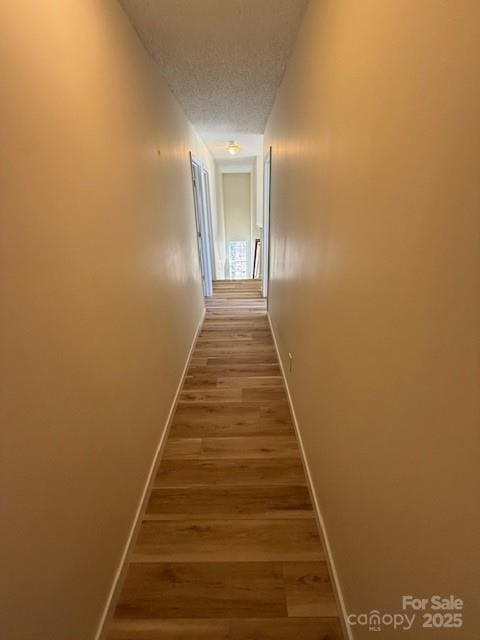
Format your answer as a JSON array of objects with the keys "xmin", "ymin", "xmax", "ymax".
[{"xmin": 228, "ymin": 240, "xmax": 248, "ymax": 279}]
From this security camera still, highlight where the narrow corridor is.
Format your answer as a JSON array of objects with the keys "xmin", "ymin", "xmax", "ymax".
[
  {"xmin": 107, "ymin": 280, "xmax": 343, "ymax": 639},
  {"xmin": 4, "ymin": 3, "xmax": 479, "ymax": 638}
]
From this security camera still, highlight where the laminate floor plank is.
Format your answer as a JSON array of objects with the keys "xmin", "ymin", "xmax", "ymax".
[
  {"xmin": 161, "ymin": 438, "xmax": 202, "ymax": 459},
  {"xmin": 216, "ymin": 376, "xmax": 283, "ymax": 389},
  {"xmin": 173, "ymin": 403, "xmax": 260, "ymax": 421},
  {"xmin": 199, "ymin": 333, "xmax": 271, "ymax": 341},
  {"xmin": 193, "ymin": 347, "xmax": 276, "ymax": 359},
  {"xmin": 154, "ymin": 458, "xmax": 307, "ymax": 488},
  {"xmin": 203, "ymin": 354, "xmax": 280, "ymax": 365},
  {"xmin": 183, "ymin": 374, "xmax": 283, "ymax": 391},
  {"xmin": 107, "ymin": 618, "xmax": 342, "ymax": 640},
  {"xmin": 182, "ymin": 376, "xmax": 220, "ymax": 390},
  {"xmin": 145, "ymin": 485, "xmax": 313, "ymax": 519},
  {"xmin": 107, "ymin": 619, "xmax": 230, "ymax": 640},
  {"xmin": 169, "ymin": 416, "xmax": 294, "ymax": 438},
  {"xmin": 163, "ymin": 436, "xmax": 300, "ymax": 460},
  {"xmin": 200, "ymin": 435, "xmax": 300, "ymax": 459},
  {"xmin": 114, "ymin": 562, "xmax": 287, "ymax": 619},
  {"xmin": 187, "ymin": 363, "xmax": 281, "ymax": 376},
  {"xmin": 179, "ymin": 388, "xmax": 243, "ymax": 403},
  {"xmin": 196, "ymin": 337, "xmax": 274, "ymax": 347},
  {"xmin": 132, "ymin": 519, "xmax": 324, "ymax": 562},
  {"xmin": 242, "ymin": 388, "xmax": 288, "ymax": 403},
  {"xmin": 284, "ymin": 563, "xmax": 338, "ymax": 617},
  {"xmin": 173, "ymin": 403, "xmax": 291, "ymax": 423}
]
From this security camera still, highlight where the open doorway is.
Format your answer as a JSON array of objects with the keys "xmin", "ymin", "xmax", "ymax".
[
  {"xmin": 190, "ymin": 152, "xmax": 214, "ymax": 297},
  {"xmin": 213, "ymin": 156, "xmax": 265, "ymax": 285},
  {"xmin": 222, "ymin": 172, "xmax": 253, "ymax": 279},
  {"xmin": 192, "ymin": 135, "xmax": 269, "ymax": 298}
]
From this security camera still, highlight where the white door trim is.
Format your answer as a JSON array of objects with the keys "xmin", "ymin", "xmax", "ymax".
[
  {"xmin": 262, "ymin": 146, "xmax": 272, "ymax": 299},
  {"xmin": 190, "ymin": 153, "xmax": 213, "ymax": 297}
]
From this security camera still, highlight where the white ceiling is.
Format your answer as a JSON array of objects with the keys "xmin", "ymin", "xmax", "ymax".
[{"xmin": 119, "ymin": 0, "xmax": 308, "ymax": 156}]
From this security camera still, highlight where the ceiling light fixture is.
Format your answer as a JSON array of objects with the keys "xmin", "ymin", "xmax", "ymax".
[{"xmin": 227, "ymin": 141, "xmax": 240, "ymax": 156}]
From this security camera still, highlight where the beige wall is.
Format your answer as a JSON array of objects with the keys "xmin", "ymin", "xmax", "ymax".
[
  {"xmin": 265, "ymin": 1, "xmax": 480, "ymax": 638},
  {"xmin": 223, "ymin": 173, "xmax": 252, "ymax": 277},
  {"xmin": 255, "ymin": 154, "xmax": 264, "ymax": 229},
  {"xmin": 0, "ymin": 1, "xmax": 213, "ymax": 638}
]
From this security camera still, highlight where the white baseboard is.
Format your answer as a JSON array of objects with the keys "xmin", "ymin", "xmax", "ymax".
[
  {"xmin": 267, "ymin": 312, "xmax": 353, "ymax": 640},
  {"xmin": 94, "ymin": 308, "xmax": 206, "ymax": 640}
]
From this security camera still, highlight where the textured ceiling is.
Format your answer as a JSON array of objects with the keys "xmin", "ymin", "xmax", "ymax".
[{"xmin": 119, "ymin": 0, "xmax": 308, "ymax": 137}]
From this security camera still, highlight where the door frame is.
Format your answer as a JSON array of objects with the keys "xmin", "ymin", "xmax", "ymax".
[
  {"xmin": 202, "ymin": 167, "xmax": 216, "ymax": 282},
  {"xmin": 262, "ymin": 146, "xmax": 272, "ymax": 299},
  {"xmin": 190, "ymin": 152, "xmax": 214, "ymax": 297}
]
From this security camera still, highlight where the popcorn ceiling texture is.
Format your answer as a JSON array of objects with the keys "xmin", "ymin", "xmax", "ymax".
[{"xmin": 119, "ymin": 0, "xmax": 308, "ymax": 135}]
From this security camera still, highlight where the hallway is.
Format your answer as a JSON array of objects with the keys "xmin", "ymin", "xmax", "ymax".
[
  {"xmin": 3, "ymin": 2, "xmax": 480, "ymax": 639},
  {"xmin": 107, "ymin": 281, "xmax": 342, "ymax": 639}
]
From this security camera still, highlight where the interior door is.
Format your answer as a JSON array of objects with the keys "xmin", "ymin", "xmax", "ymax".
[
  {"xmin": 202, "ymin": 168, "xmax": 216, "ymax": 281},
  {"xmin": 190, "ymin": 153, "xmax": 213, "ymax": 297}
]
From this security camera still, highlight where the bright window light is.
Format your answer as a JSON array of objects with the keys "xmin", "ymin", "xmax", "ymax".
[{"xmin": 228, "ymin": 240, "xmax": 248, "ymax": 279}]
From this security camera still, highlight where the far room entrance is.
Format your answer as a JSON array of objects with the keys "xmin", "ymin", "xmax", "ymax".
[{"xmin": 190, "ymin": 135, "xmax": 270, "ymax": 297}]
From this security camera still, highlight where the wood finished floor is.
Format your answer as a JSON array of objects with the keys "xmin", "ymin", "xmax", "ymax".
[{"xmin": 107, "ymin": 280, "xmax": 343, "ymax": 640}]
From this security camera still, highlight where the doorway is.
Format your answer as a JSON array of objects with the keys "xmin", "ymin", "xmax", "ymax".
[
  {"xmin": 190, "ymin": 153, "xmax": 214, "ymax": 297},
  {"xmin": 222, "ymin": 172, "xmax": 252, "ymax": 280}
]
